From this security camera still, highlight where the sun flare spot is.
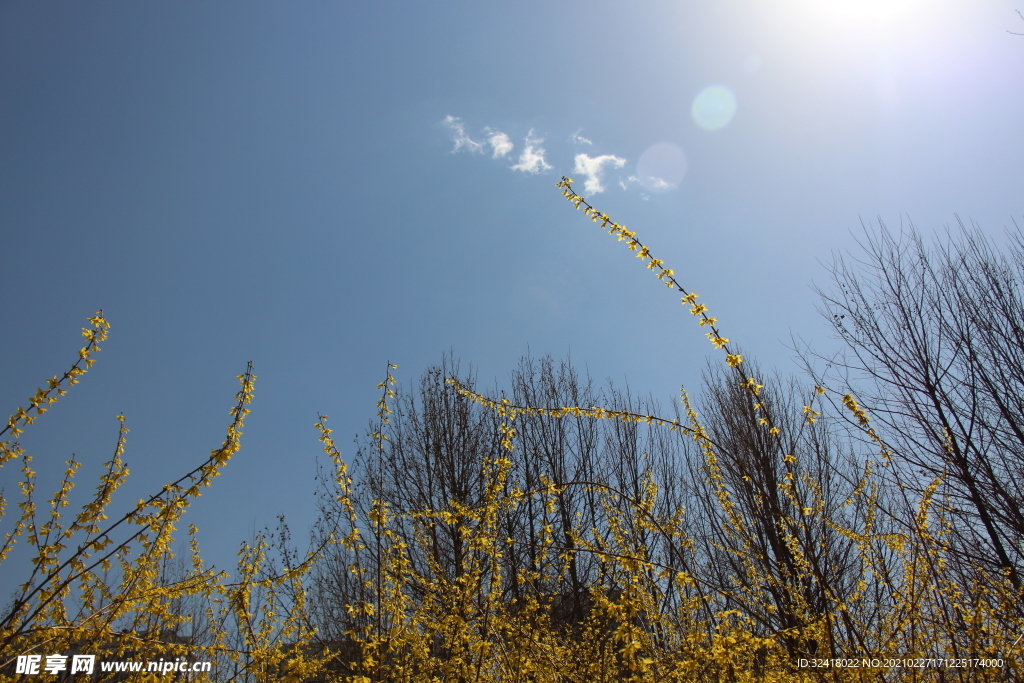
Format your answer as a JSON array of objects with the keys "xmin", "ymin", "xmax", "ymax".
[
  {"xmin": 636, "ymin": 142, "xmax": 688, "ymax": 193},
  {"xmin": 691, "ymin": 85, "xmax": 737, "ymax": 132}
]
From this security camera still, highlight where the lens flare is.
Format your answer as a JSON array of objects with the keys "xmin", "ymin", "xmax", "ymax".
[
  {"xmin": 691, "ymin": 85, "xmax": 738, "ymax": 131},
  {"xmin": 636, "ymin": 142, "xmax": 688, "ymax": 193}
]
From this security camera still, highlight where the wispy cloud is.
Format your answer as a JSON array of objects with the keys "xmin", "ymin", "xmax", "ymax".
[
  {"xmin": 443, "ymin": 115, "xmax": 484, "ymax": 154},
  {"xmin": 511, "ymin": 130, "xmax": 552, "ymax": 174},
  {"xmin": 569, "ymin": 129, "xmax": 593, "ymax": 146},
  {"xmin": 573, "ymin": 153, "xmax": 626, "ymax": 194},
  {"xmin": 442, "ymin": 116, "xmax": 519, "ymax": 163},
  {"xmin": 444, "ymin": 117, "xmax": 637, "ymax": 187},
  {"xmin": 485, "ymin": 129, "xmax": 514, "ymax": 158}
]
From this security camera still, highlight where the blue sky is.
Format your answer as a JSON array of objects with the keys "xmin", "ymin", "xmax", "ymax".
[{"xmin": 2, "ymin": 1, "xmax": 1022, "ymax": 576}]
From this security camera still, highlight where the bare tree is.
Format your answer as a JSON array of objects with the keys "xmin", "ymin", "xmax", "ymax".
[{"xmin": 815, "ymin": 218, "xmax": 1024, "ymax": 596}]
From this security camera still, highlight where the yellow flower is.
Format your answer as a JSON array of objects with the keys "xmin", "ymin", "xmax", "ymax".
[
  {"xmin": 706, "ymin": 333, "xmax": 729, "ymax": 349},
  {"xmin": 725, "ymin": 354, "xmax": 743, "ymax": 367},
  {"xmin": 744, "ymin": 378, "xmax": 764, "ymax": 396}
]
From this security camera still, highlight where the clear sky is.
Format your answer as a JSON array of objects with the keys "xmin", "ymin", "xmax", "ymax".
[{"xmin": 2, "ymin": 1, "xmax": 1022, "ymax": 576}]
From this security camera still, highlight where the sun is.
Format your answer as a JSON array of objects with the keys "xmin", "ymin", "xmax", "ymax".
[{"xmin": 804, "ymin": 0, "xmax": 922, "ymax": 25}]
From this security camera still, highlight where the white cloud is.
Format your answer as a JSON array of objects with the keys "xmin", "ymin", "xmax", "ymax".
[
  {"xmin": 442, "ymin": 115, "xmax": 483, "ymax": 154},
  {"xmin": 485, "ymin": 129, "xmax": 514, "ymax": 158},
  {"xmin": 511, "ymin": 130, "xmax": 552, "ymax": 174},
  {"xmin": 569, "ymin": 129, "xmax": 593, "ymax": 145},
  {"xmin": 573, "ymin": 153, "xmax": 626, "ymax": 194}
]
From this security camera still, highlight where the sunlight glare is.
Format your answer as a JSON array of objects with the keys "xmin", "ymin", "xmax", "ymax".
[{"xmin": 801, "ymin": 0, "xmax": 923, "ymax": 26}]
